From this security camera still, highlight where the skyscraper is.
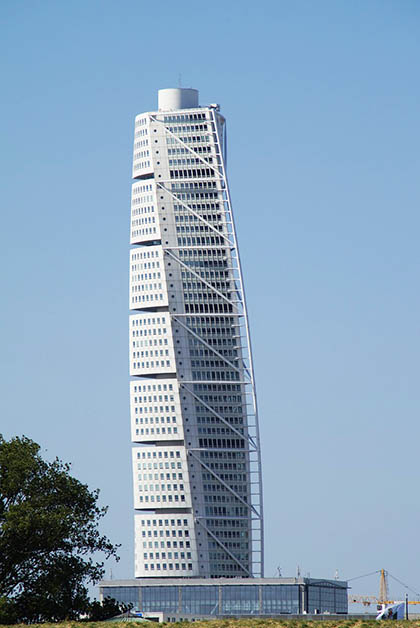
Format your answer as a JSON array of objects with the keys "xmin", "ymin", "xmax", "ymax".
[{"xmin": 129, "ymin": 88, "xmax": 263, "ymax": 579}]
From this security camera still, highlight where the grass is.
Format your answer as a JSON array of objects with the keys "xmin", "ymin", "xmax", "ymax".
[{"xmin": 1, "ymin": 620, "xmax": 419, "ymax": 628}]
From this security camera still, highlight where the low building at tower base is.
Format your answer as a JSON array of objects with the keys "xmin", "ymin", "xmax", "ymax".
[{"xmin": 99, "ymin": 577, "xmax": 348, "ymax": 621}]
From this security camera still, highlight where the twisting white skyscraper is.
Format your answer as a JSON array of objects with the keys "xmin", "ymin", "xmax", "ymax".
[{"xmin": 129, "ymin": 88, "xmax": 263, "ymax": 579}]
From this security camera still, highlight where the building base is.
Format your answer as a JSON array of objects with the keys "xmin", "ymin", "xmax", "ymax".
[{"xmin": 99, "ymin": 577, "xmax": 348, "ymax": 620}]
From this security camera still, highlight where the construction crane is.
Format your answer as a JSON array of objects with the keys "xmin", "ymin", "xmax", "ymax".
[{"xmin": 348, "ymin": 569, "xmax": 420, "ymax": 607}]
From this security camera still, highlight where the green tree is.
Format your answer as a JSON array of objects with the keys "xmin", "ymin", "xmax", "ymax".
[
  {"xmin": 85, "ymin": 597, "xmax": 132, "ymax": 621},
  {"xmin": 0, "ymin": 435, "xmax": 119, "ymax": 623}
]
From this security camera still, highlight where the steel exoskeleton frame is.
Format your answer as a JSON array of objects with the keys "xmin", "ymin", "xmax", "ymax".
[{"xmin": 148, "ymin": 107, "xmax": 264, "ymax": 577}]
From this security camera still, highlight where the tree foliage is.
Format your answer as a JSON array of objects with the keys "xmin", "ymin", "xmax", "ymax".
[
  {"xmin": 0, "ymin": 434, "xmax": 119, "ymax": 623},
  {"xmin": 84, "ymin": 597, "xmax": 132, "ymax": 621}
]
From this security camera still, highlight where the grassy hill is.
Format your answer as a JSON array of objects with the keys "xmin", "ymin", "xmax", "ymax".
[{"xmin": 1, "ymin": 619, "xmax": 418, "ymax": 628}]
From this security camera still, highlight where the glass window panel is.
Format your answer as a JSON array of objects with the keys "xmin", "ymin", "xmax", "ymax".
[
  {"xmin": 221, "ymin": 585, "xmax": 259, "ymax": 615},
  {"xmin": 261, "ymin": 585, "xmax": 299, "ymax": 615}
]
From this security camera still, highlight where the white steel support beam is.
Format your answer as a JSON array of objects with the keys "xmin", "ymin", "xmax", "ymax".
[
  {"xmin": 195, "ymin": 518, "xmax": 251, "ymax": 576},
  {"xmin": 156, "ymin": 182, "xmax": 234, "ymax": 246},
  {"xmin": 172, "ymin": 315, "xmax": 249, "ymax": 378},
  {"xmin": 210, "ymin": 108, "xmax": 264, "ymax": 577},
  {"xmin": 149, "ymin": 114, "xmax": 225, "ymax": 179},
  {"xmin": 180, "ymin": 383, "xmax": 257, "ymax": 448},
  {"xmin": 189, "ymin": 450, "xmax": 261, "ymax": 518},
  {"xmin": 164, "ymin": 249, "xmax": 241, "ymax": 312}
]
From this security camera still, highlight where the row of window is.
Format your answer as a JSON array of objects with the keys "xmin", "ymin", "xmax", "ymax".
[
  {"xmin": 136, "ymin": 449, "xmax": 181, "ymax": 460},
  {"xmin": 135, "ymin": 427, "xmax": 178, "ymax": 437},
  {"xmin": 138, "ymin": 483, "xmax": 185, "ymax": 492},
  {"xmin": 131, "ymin": 294, "xmax": 165, "ymax": 305},
  {"xmin": 132, "ymin": 360, "xmax": 172, "ymax": 370},
  {"xmin": 131, "ymin": 228, "xmax": 159, "ymax": 240},
  {"xmin": 183, "ymin": 275, "xmax": 230, "ymax": 288},
  {"xmin": 144, "ymin": 551, "xmax": 192, "ymax": 560},
  {"xmin": 134, "ymin": 403, "xmax": 175, "ymax": 411},
  {"xmin": 184, "ymin": 293, "xmax": 229, "ymax": 303},
  {"xmin": 135, "ymin": 414, "xmax": 177, "ymax": 423},
  {"xmin": 199, "ymin": 437, "xmax": 245, "ymax": 449},
  {"xmin": 131, "ymin": 272, "xmax": 162, "ymax": 283},
  {"xmin": 131, "ymin": 281, "xmax": 163, "ymax": 291},
  {"xmin": 136, "ymin": 462, "xmax": 182, "ymax": 472},
  {"xmin": 174, "ymin": 202, "xmax": 220, "ymax": 212},
  {"xmin": 205, "ymin": 506, "xmax": 249, "ymax": 516},
  {"xmin": 134, "ymin": 160, "xmax": 151, "ymax": 170},
  {"xmin": 194, "ymin": 382, "xmax": 242, "ymax": 392},
  {"xmin": 139, "ymin": 518, "xmax": 190, "ymax": 527},
  {"xmin": 176, "ymin": 225, "xmax": 224, "ymax": 235},
  {"xmin": 138, "ymin": 494, "xmax": 186, "ymax": 504},
  {"xmin": 131, "ymin": 316, "xmax": 169, "ymax": 327},
  {"xmin": 175, "ymin": 216, "xmax": 223, "ymax": 227},
  {"xmin": 132, "ymin": 332, "xmax": 168, "ymax": 342},
  {"xmin": 178, "ymin": 247, "xmax": 228, "ymax": 258},
  {"xmin": 131, "ymin": 205, "xmax": 155, "ymax": 215},
  {"xmin": 131, "ymin": 265, "xmax": 161, "ymax": 275},
  {"xmin": 132, "ymin": 382, "xmax": 174, "ymax": 393},
  {"xmin": 182, "ymin": 286, "xmax": 231, "ymax": 298},
  {"xmin": 140, "ymin": 540, "xmax": 191, "ymax": 549},
  {"xmin": 134, "ymin": 149, "xmax": 150, "ymax": 159},
  {"xmin": 131, "ymin": 248, "xmax": 160, "ymax": 261},
  {"xmin": 198, "ymin": 408, "xmax": 244, "ymax": 422},
  {"xmin": 168, "ymin": 145, "xmax": 211, "ymax": 155},
  {"xmin": 131, "ymin": 215, "xmax": 156, "ymax": 226},
  {"xmin": 201, "ymin": 450, "xmax": 246, "ymax": 460},
  {"xmin": 167, "ymin": 135, "xmax": 209, "ymax": 145},
  {"xmin": 178, "ymin": 237, "xmax": 226, "ymax": 247},
  {"xmin": 166, "ymin": 123, "xmax": 208, "ymax": 133},
  {"xmin": 142, "ymin": 562, "xmax": 193, "ymax": 572},
  {"xmin": 132, "ymin": 349, "xmax": 170, "ymax": 358},
  {"xmin": 172, "ymin": 180, "xmax": 216, "ymax": 190},
  {"xmin": 169, "ymin": 157, "xmax": 213, "ymax": 166},
  {"xmin": 207, "ymin": 517, "xmax": 249, "ymax": 528},
  {"xmin": 163, "ymin": 113, "xmax": 206, "ymax": 122},
  {"xmin": 170, "ymin": 167, "xmax": 214, "ymax": 179},
  {"xmin": 175, "ymin": 191, "xmax": 218, "ymax": 200},
  {"xmin": 134, "ymin": 139, "xmax": 149, "ymax": 149},
  {"xmin": 186, "ymin": 303, "xmax": 234, "ymax": 314},
  {"xmin": 132, "ymin": 194, "xmax": 153, "ymax": 204},
  {"xmin": 133, "ymin": 348, "xmax": 169, "ymax": 358},
  {"xmin": 198, "ymin": 428, "xmax": 243, "ymax": 438},
  {"xmin": 138, "ymin": 472, "xmax": 182, "ymax": 481}
]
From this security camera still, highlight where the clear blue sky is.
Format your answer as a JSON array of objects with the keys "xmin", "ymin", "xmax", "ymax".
[{"xmin": 1, "ymin": 0, "xmax": 420, "ymax": 604}]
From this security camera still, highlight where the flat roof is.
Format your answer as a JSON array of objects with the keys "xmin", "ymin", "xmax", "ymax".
[{"xmin": 100, "ymin": 577, "xmax": 347, "ymax": 588}]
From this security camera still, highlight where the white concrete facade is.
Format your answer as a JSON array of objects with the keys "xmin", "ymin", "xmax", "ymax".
[{"xmin": 129, "ymin": 88, "xmax": 263, "ymax": 579}]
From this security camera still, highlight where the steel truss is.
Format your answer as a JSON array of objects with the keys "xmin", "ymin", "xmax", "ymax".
[{"xmin": 149, "ymin": 109, "xmax": 264, "ymax": 577}]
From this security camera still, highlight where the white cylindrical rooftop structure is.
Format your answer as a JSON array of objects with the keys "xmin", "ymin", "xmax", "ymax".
[{"xmin": 158, "ymin": 88, "xmax": 199, "ymax": 111}]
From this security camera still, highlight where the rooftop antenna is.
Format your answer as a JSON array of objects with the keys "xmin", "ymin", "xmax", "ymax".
[
  {"xmin": 335, "ymin": 569, "xmax": 339, "ymax": 580},
  {"xmin": 297, "ymin": 565, "xmax": 301, "ymax": 578},
  {"xmin": 277, "ymin": 566, "xmax": 282, "ymax": 577}
]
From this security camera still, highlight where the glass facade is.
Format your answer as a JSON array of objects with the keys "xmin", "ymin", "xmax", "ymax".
[
  {"xmin": 142, "ymin": 586, "xmax": 179, "ymax": 612},
  {"xmin": 262, "ymin": 585, "xmax": 299, "ymax": 614},
  {"xmin": 101, "ymin": 579, "xmax": 348, "ymax": 617},
  {"xmin": 307, "ymin": 582, "xmax": 348, "ymax": 614},
  {"xmin": 221, "ymin": 585, "xmax": 259, "ymax": 615},
  {"xmin": 181, "ymin": 586, "xmax": 218, "ymax": 615},
  {"xmin": 102, "ymin": 586, "xmax": 139, "ymax": 607}
]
